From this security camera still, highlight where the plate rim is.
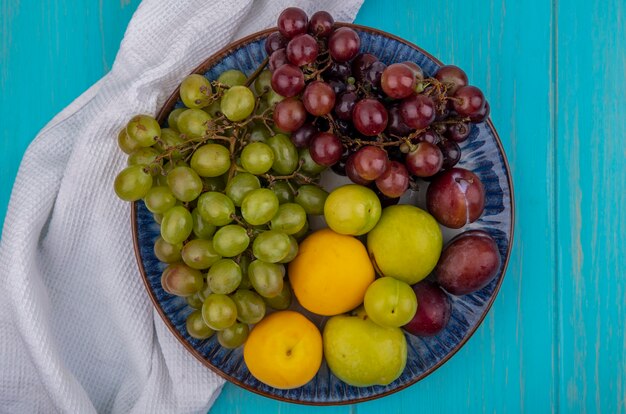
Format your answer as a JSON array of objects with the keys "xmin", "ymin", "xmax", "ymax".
[{"xmin": 131, "ymin": 22, "xmax": 516, "ymax": 406}]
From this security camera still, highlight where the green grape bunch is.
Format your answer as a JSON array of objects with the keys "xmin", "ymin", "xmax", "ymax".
[{"xmin": 113, "ymin": 66, "xmax": 329, "ymax": 349}]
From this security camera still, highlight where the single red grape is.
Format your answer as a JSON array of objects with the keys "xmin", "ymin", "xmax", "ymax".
[
  {"xmin": 352, "ymin": 98, "xmax": 388, "ymax": 136},
  {"xmin": 438, "ymin": 140, "xmax": 461, "ymax": 169},
  {"xmin": 435, "ymin": 230, "xmax": 501, "ymax": 295},
  {"xmin": 363, "ymin": 61, "xmax": 386, "ymax": 89},
  {"xmin": 271, "ymin": 64, "xmax": 305, "ymax": 97},
  {"xmin": 309, "ymin": 132, "xmax": 343, "ymax": 166},
  {"xmin": 403, "ymin": 281, "xmax": 451, "ymax": 336},
  {"xmin": 302, "ymin": 80, "xmax": 335, "ymax": 116},
  {"xmin": 291, "ymin": 123, "xmax": 318, "ymax": 148},
  {"xmin": 453, "ymin": 86, "xmax": 486, "ymax": 117},
  {"xmin": 345, "ymin": 154, "xmax": 372, "ymax": 185},
  {"xmin": 308, "ymin": 11, "xmax": 334, "ymax": 37},
  {"xmin": 265, "ymin": 31, "xmax": 288, "ymax": 55},
  {"xmin": 470, "ymin": 101, "xmax": 490, "ymax": 123},
  {"xmin": 426, "ymin": 168, "xmax": 485, "ymax": 228},
  {"xmin": 381, "ymin": 63, "xmax": 417, "ymax": 99},
  {"xmin": 277, "ymin": 7, "xmax": 308, "ymax": 39},
  {"xmin": 386, "ymin": 105, "xmax": 412, "ymax": 137},
  {"xmin": 286, "ymin": 34, "xmax": 319, "ymax": 66},
  {"xmin": 446, "ymin": 122, "xmax": 471, "ymax": 142},
  {"xmin": 352, "ymin": 146, "xmax": 389, "ymax": 181},
  {"xmin": 273, "ymin": 97, "xmax": 307, "ymax": 132},
  {"xmin": 328, "ymin": 27, "xmax": 361, "ymax": 62},
  {"xmin": 352, "ymin": 53, "xmax": 378, "ymax": 81},
  {"xmin": 402, "ymin": 61, "xmax": 424, "ymax": 80},
  {"xmin": 375, "ymin": 161, "xmax": 409, "ymax": 198},
  {"xmin": 269, "ymin": 48, "xmax": 288, "ymax": 72},
  {"xmin": 405, "ymin": 142, "xmax": 443, "ymax": 177},
  {"xmin": 324, "ymin": 62, "xmax": 352, "ymax": 80},
  {"xmin": 334, "ymin": 91, "xmax": 358, "ymax": 121},
  {"xmin": 327, "ymin": 79, "xmax": 347, "ymax": 95},
  {"xmin": 434, "ymin": 65, "xmax": 468, "ymax": 94},
  {"xmin": 400, "ymin": 94, "xmax": 436, "ymax": 130}
]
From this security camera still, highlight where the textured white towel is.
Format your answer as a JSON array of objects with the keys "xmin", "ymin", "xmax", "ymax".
[{"xmin": 0, "ymin": 1, "xmax": 363, "ymax": 413}]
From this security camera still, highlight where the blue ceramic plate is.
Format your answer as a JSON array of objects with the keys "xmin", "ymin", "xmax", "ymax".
[{"xmin": 132, "ymin": 24, "xmax": 514, "ymax": 405}]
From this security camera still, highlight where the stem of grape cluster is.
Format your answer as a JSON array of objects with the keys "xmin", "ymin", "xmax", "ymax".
[{"xmin": 245, "ymin": 56, "xmax": 270, "ymax": 87}]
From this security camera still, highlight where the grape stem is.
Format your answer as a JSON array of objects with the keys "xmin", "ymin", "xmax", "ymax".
[{"xmin": 244, "ymin": 56, "xmax": 270, "ymax": 87}]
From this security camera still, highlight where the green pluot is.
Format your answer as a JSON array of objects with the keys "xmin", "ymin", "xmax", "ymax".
[
  {"xmin": 323, "ymin": 309, "xmax": 407, "ymax": 387},
  {"xmin": 367, "ymin": 205, "xmax": 443, "ymax": 284}
]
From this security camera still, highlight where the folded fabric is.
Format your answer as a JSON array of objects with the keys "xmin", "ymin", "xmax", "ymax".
[{"xmin": 0, "ymin": 1, "xmax": 363, "ymax": 412}]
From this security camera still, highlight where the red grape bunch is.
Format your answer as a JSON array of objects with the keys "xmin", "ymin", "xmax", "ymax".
[{"xmin": 266, "ymin": 7, "xmax": 490, "ymax": 224}]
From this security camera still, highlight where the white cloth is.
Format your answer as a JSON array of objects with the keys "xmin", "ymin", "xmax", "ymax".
[{"xmin": 0, "ymin": 1, "xmax": 363, "ymax": 412}]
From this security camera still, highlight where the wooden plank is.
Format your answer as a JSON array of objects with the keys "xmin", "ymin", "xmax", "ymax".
[
  {"xmin": 556, "ymin": 0, "xmax": 626, "ymax": 412},
  {"xmin": 212, "ymin": 0, "xmax": 557, "ymax": 412},
  {"xmin": 0, "ymin": 0, "xmax": 140, "ymax": 228}
]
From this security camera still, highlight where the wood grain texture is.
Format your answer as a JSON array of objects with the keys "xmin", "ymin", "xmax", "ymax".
[
  {"xmin": 0, "ymin": 0, "xmax": 624, "ymax": 413},
  {"xmin": 556, "ymin": 0, "xmax": 626, "ymax": 412},
  {"xmin": 0, "ymin": 0, "xmax": 140, "ymax": 228}
]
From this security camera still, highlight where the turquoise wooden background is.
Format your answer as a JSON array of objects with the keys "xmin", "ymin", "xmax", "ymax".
[{"xmin": 1, "ymin": 0, "xmax": 625, "ymax": 412}]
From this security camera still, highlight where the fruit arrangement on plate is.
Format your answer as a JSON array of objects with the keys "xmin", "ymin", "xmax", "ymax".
[{"xmin": 115, "ymin": 7, "xmax": 513, "ymax": 404}]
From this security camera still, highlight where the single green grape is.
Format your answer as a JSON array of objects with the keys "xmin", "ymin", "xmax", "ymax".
[
  {"xmin": 267, "ymin": 134, "xmax": 298, "ymax": 175},
  {"xmin": 155, "ymin": 128, "xmax": 184, "ymax": 160},
  {"xmin": 299, "ymin": 147, "xmax": 326, "ymax": 175},
  {"xmin": 190, "ymin": 143, "xmax": 231, "ymax": 177},
  {"xmin": 212, "ymin": 225, "xmax": 250, "ymax": 257},
  {"xmin": 240, "ymin": 142, "xmax": 274, "ymax": 175},
  {"xmin": 252, "ymin": 230, "xmax": 291, "ymax": 263},
  {"xmin": 161, "ymin": 262, "xmax": 204, "ymax": 296},
  {"xmin": 295, "ymin": 185, "xmax": 328, "ymax": 215},
  {"xmin": 186, "ymin": 310, "xmax": 215, "ymax": 339},
  {"xmin": 292, "ymin": 219, "xmax": 309, "ymax": 241},
  {"xmin": 167, "ymin": 108, "xmax": 186, "ymax": 131},
  {"xmin": 197, "ymin": 192, "xmax": 235, "ymax": 226},
  {"xmin": 278, "ymin": 236, "xmax": 299, "ymax": 263},
  {"xmin": 204, "ymin": 100, "xmax": 222, "ymax": 118},
  {"xmin": 270, "ymin": 203, "xmax": 306, "ymax": 235},
  {"xmin": 225, "ymin": 172, "xmax": 260, "ymax": 206},
  {"xmin": 117, "ymin": 128, "xmax": 141, "ymax": 154},
  {"xmin": 241, "ymin": 188, "xmax": 279, "ymax": 226},
  {"xmin": 263, "ymin": 280, "xmax": 292, "ymax": 310},
  {"xmin": 248, "ymin": 122, "xmax": 270, "ymax": 142},
  {"xmin": 153, "ymin": 236, "xmax": 182, "ymax": 263},
  {"xmin": 144, "ymin": 186, "xmax": 177, "ymax": 214},
  {"xmin": 231, "ymin": 289, "xmax": 266, "ymax": 324},
  {"xmin": 220, "ymin": 85, "xmax": 255, "ymax": 122},
  {"xmin": 253, "ymin": 70, "xmax": 272, "ymax": 95},
  {"xmin": 217, "ymin": 69, "xmax": 247, "ymax": 87},
  {"xmin": 202, "ymin": 294, "xmax": 238, "ymax": 330},
  {"xmin": 217, "ymin": 322, "xmax": 249, "ymax": 349},
  {"xmin": 238, "ymin": 255, "xmax": 253, "ymax": 290},
  {"xmin": 270, "ymin": 181, "xmax": 295, "ymax": 204},
  {"xmin": 177, "ymin": 108, "xmax": 211, "ymax": 138},
  {"xmin": 191, "ymin": 208, "xmax": 216, "ymax": 239},
  {"xmin": 126, "ymin": 114, "xmax": 161, "ymax": 147},
  {"xmin": 161, "ymin": 206, "xmax": 193, "ymax": 244},
  {"xmin": 180, "ymin": 74, "xmax": 213, "ymax": 109},
  {"xmin": 114, "ymin": 165, "xmax": 153, "ymax": 201},
  {"xmin": 247, "ymin": 260, "xmax": 284, "ymax": 298},
  {"xmin": 166, "ymin": 166, "xmax": 203, "ymax": 202},
  {"xmin": 181, "ymin": 239, "xmax": 222, "ymax": 269},
  {"xmin": 207, "ymin": 259, "xmax": 242, "ymax": 294},
  {"xmin": 265, "ymin": 89, "xmax": 285, "ymax": 106}
]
